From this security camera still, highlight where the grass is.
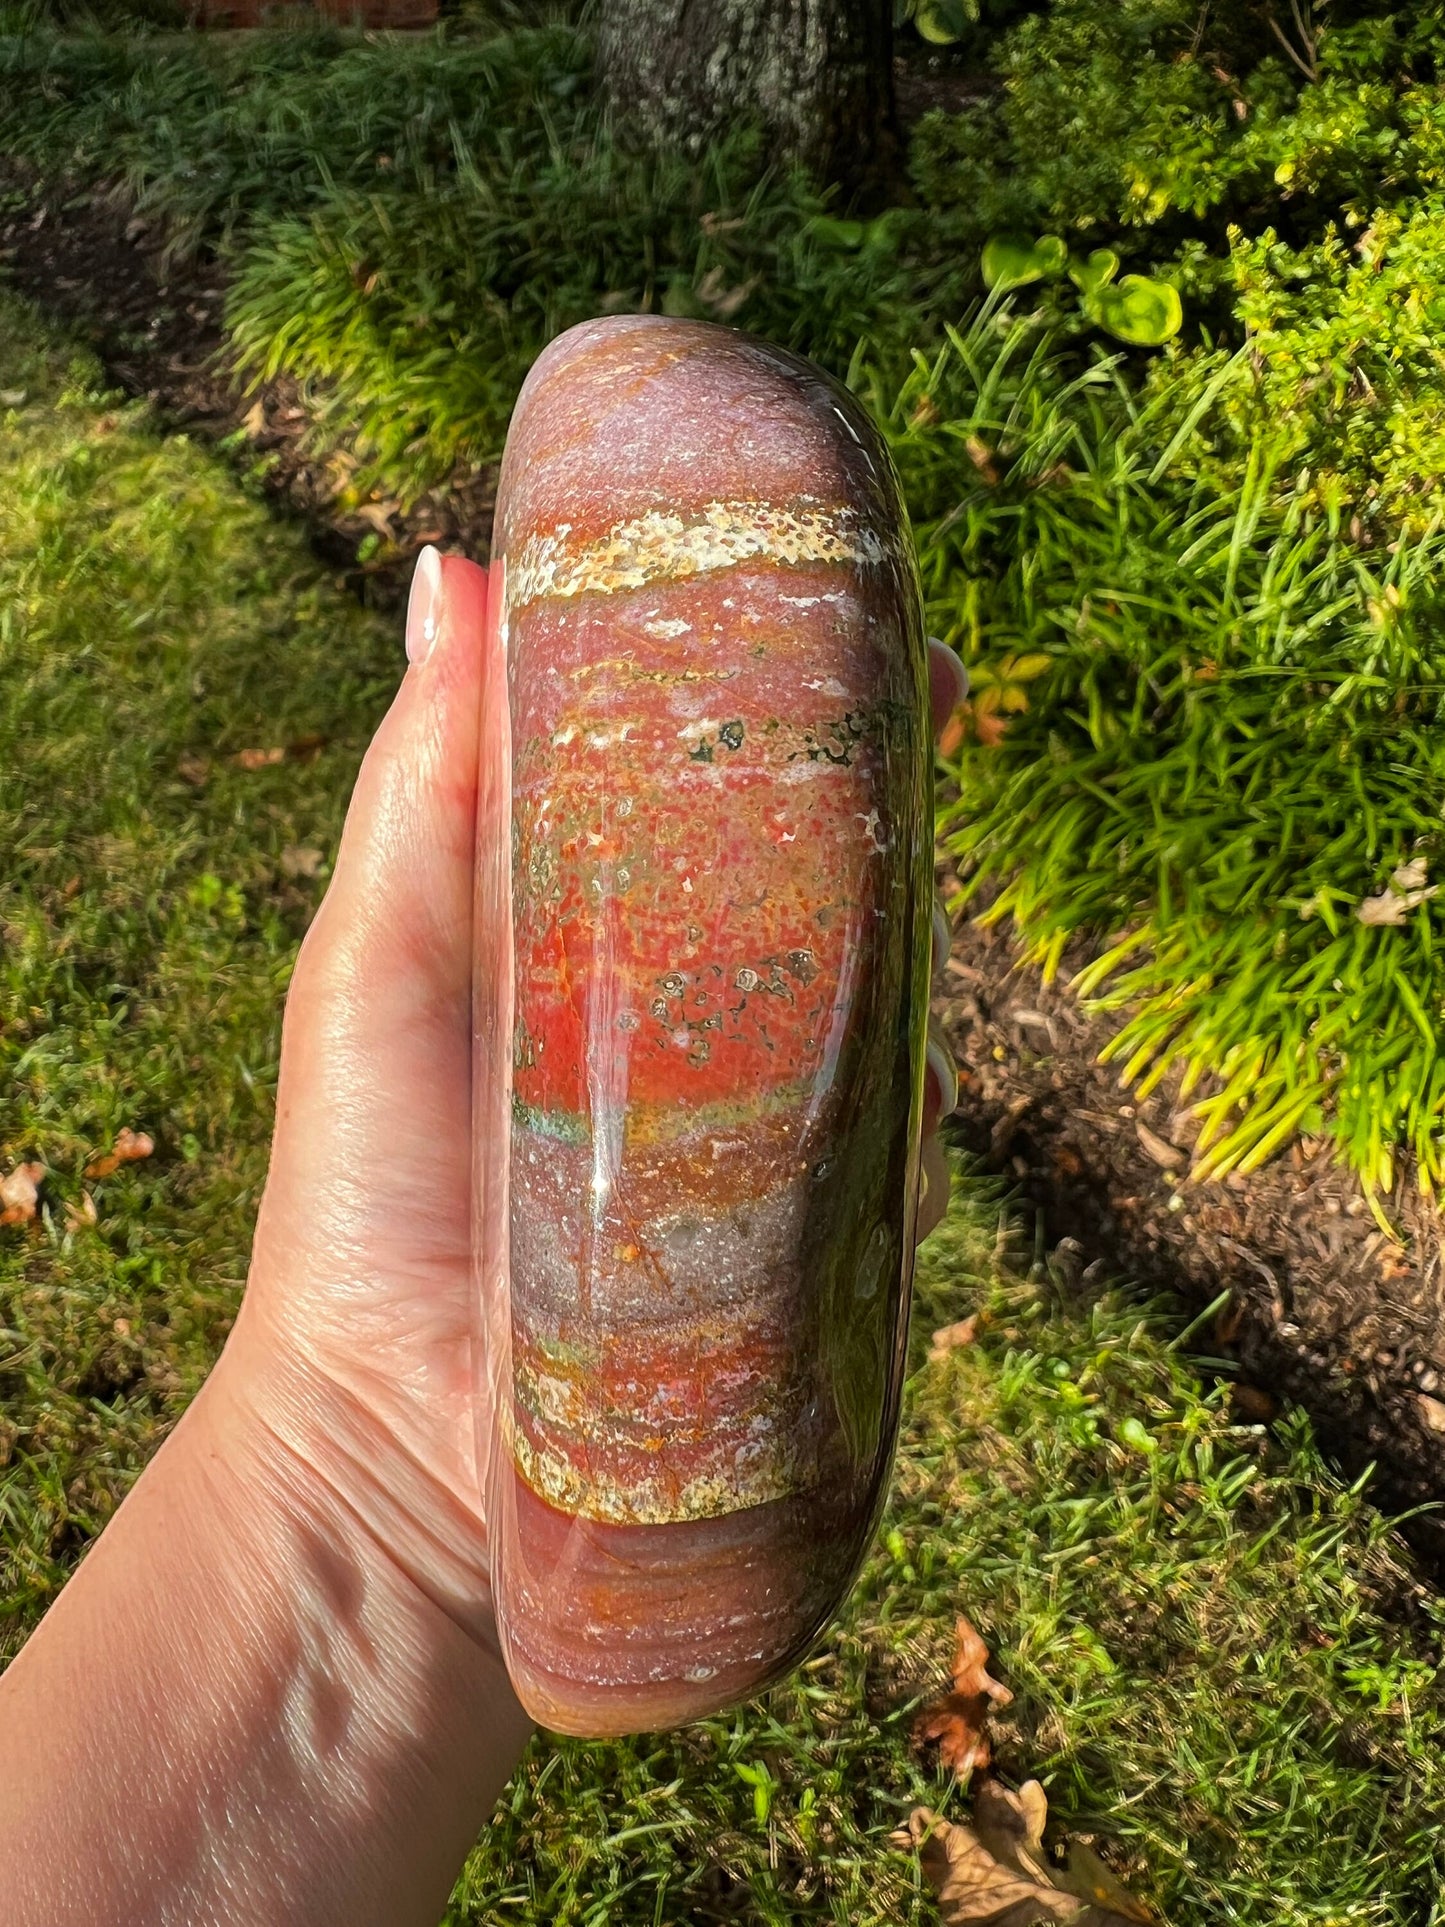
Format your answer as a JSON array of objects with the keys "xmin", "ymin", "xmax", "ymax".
[
  {"xmin": 6, "ymin": 288, "xmax": 1445, "ymax": 1923},
  {"xmin": 0, "ymin": 289, "xmax": 396, "ymax": 1632}
]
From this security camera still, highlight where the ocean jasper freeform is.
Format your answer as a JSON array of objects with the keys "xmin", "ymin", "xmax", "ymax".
[{"xmin": 481, "ymin": 314, "xmax": 931, "ymax": 1736}]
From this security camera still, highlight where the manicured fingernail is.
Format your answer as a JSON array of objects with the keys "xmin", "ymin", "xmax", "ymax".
[
  {"xmin": 928, "ymin": 637, "xmax": 969, "ymax": 707},
  {"xmin": 932, "ymin": 899, "xmax": 953, "ymax": 974},
  {"xmin": 926, "ymin": 1035, "xmax": 959, "ymax": 1119},
  {"xmin": 406, "ymin": 544, "xmax": 444, "ymax": 665}
]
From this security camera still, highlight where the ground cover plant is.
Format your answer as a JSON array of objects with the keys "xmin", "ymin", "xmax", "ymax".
[
  {"xmin": 878, "ymin": 305, "xmax": 1445, "ymax": 1196},
  {"xmin": 7, "ymin": 291, "xmax": 1445, "ymax": 1923}
]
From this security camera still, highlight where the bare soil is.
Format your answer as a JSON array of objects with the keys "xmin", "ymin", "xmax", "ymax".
[
  {"xmin": 0, "ymin": 164, "xmax": 495, "ymax": 613},
  {"xmin": 7, "ymin": 158, "xmax": 1445, "ymax": 1570},
  {"xmin": 936, "ymin": 873, "xmax": 1445, "ymax": 1568}
]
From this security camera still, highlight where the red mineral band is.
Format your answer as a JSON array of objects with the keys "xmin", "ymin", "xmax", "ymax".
[{"xmin": 484, "ymin": 314, "xmax": 930, "ymax": 1732}]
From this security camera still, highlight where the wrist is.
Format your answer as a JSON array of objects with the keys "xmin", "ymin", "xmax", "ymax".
[
  {"xmin": 209, "ymin": 1302, "xmax": 500, "ymax": 1657},
  {"xmin": 0, "ymin": 1318, "xmax": 530, "ymax": 1927}
]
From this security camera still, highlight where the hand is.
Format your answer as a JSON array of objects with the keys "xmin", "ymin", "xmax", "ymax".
[
  {"xmin": 228, "ymin": 551, "xmax": 964, "ymax": 1645},
  {"xmin": 0, "ymin": 548, "xmax": 965, "ymax": 1927}
]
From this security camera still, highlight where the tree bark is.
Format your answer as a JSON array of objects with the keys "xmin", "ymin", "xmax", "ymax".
[{"xmin": 596, "ymin": 0, "xmax": 899, "ymax": 200}]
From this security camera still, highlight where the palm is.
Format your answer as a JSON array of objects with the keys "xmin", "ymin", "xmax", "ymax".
[{"xmin": 240, "ymin": 558, "xmax": 497, "ymax": 1637}]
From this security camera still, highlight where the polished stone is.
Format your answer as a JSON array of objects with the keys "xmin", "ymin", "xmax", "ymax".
[{"xmin": 486, "ymin": 315, "xmax": 930, "ymax": 1735}]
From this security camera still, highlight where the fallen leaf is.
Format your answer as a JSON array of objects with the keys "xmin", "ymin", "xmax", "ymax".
[
  {"xmin": 965, "ymin": 435, "xmax": 1001, "ymax": 485},
  {"xmin": 913, "ymin": 1615, "xmax": 1014, "ymax": 1778},
  {"xmin": 1215, "ymin": 1297, "xmax": 1244, "ymax": 1345},
  {"xmin": 354, "ymin": 500, "xmax": 399, "ymax": 537},
  {"xmin": 0, "ymin": 1162, "xmax": 45, "ymax": 1226},
  {"xmin": 64, "ymin": 1191, "xmax": 99, "ymax": 1231},
  {"xmin": 280, "ymin": 844, "xmax": 324, "ymax": 880},
  {"xmin": 233, "ymin": 746, "xmax": 285, "ymax": 771},
  {"xmin": 1229, "ymin": 1382, "xmax": 1277, "ymax": 1424},
  {"xmin": 930, "ymin": 1314, "xmax": 980, "ymax": 1362},
  {"xmin": 177, "ymin": 751, "xmax": 211, "ymax": 787},
  {"xmin": 1135, "ymin": 1121, "xmax": 1185, "ymax": 1169},
  {"xmin": 1358, "ymin": 857, "xmax": 1438, "ymax": 925},
  {"xmin": 242, "ymin": 399, "xmax": 267, "ymax": 437},
  {"xmin": 893, "ymin": 1780, "xmax": 1154, "ymax": 1927},
  {"xmin": 85, "ymin": 1128, "xmax": 153, "ymax": 1179},
  {"xmin": 1057, "ymin": 1838, "xmax": 1156, "ymax": 1922},
  {"xmin": 695, "ymin": 265, "xmax": 760, "ymax": 319}
]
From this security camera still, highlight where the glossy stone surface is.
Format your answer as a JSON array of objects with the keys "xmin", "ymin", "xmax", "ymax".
[{"xmin": 484, "ymin": 315, "xmax": 930, "ymax": 1735}]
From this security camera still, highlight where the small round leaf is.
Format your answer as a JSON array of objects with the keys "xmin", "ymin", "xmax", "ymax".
[
  {"xmin": 1093, "ymin": 274, "xmax": 1183, "ymax": 346},
  {"xmin": 981, "ymin": 234, "xmax": 1067, "ymax": 292},
  {"xmin": 915, "ymin": 0, "xmax": 973, "ymax": 44},
  {"xmin": 1068, "ymin": 247, "xmax": 1120, "ymax": 298}
]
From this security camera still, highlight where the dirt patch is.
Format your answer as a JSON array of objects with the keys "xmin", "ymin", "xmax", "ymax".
[
  {"xmin": 936, "ymin": 874, "xmax": 1445, "ymax": 1570},
  {"xmin": 0, "ymin": 164, "xmax": 496, "ymax": 609}
]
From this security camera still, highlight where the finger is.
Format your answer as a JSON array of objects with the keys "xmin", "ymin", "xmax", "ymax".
[
  {"xmin": 916, "ymin": 1134, "xmax": 951, "ymax": 1242},
  {"xmin": 297, "ymin": 549, "xmax": 488, "ymax": 1021},
  {"xmin": 923, "ymin": 1021, "xmax": 959, "ymax": 1136},
  {"xmin": 933, "ymin": 897, "xmax": 953, "ymax": 976},
  {"xmin": 928, "ymin": 637, "xmax": 968, "ymax": 739},
  {"xmin": 262, "ymin": 550, "xmax": 490, "ymax": 1279}
]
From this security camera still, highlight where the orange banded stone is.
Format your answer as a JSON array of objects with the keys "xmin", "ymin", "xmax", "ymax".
[{"xmin": 486, "ymin": 315, "xmax": 930, "ymax": 1734}]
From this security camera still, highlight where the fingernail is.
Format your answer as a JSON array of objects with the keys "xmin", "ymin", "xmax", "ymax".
[
  {"xmin": 928, "ymin": 636, "xmax": 969, "ymax": 707},
  {"xmin": 926, "ymin": 1035, "xmax": 959, "ymax": 1119},
  {"xmin": 932, "ymin": 899, "xmax": 953, "ymax": 975},
  {"xmin": 406, "ymin": 545, "xmax": 444, "ymax": 665}
]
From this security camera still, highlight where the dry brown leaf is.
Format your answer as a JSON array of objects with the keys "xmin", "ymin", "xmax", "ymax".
[
  {"xmin": 1057, "ymin": 1840, "xmax": 1157, "ymax": 1923},
  {"xmin": 242, "ymin": 399, "xmax": 267, "ymax": 437},
  {"xmin": 1358, "ymin": 858, "xmax": 1438, "ymax": 925},
  {"xmin": 695, "ymin": 266, "xmax": 761, "ymax": 320},
  {"xmin": 912, "ymin": 1615, "xmax": 1013, "ymax": 1778},
  {"xmin": 177, "ymin": 752, "xmax": 211, "ymax": 787},
  {"xmin": 893, "ymin": 1781, "xmax": 1155, "ymax": 1927},
  {"xmin": 0, "ymin": 1162, "xmax": 45, "ymax": 1227},
  {"xmin": 281, "ymin": 844, "xmax": 324, "ymax": 880},
  {"xmin": 1134, "ymin": 1121, "xmax": 1185, "ymax": 1170},
  {"xmin": 930, "ymin": 1314, "xmax": 980, "ymax": 1362},
  {"xmin": 965, "ymin": 435, "xmax": 1001, "ymax": 485},
  {"xmin": 64, "ymin": 1191, "xmax": 99, "ymax": 1231},
  {"xmin": 85, "ymin": 1129, "xmax": 153, "ymax": 1180}
]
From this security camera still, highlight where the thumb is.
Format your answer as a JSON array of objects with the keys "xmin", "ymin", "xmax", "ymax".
[{"xmin": 259, "ymin": 550, "xmax": 492, "ymax": 1279}]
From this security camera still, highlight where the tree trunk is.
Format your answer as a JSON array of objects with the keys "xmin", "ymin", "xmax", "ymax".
[{"xmin": 596, "ymin": 0, "xmax": 898, "ymax": 200}]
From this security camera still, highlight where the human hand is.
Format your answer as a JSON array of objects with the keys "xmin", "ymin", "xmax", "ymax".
[
  {"xmin": 0, "ymin": 548, "xmax": 964, "ymax": 1927},
  {"xmin": 226, "ymin": 551, "xmax": 964, "ymax": 1648}
]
